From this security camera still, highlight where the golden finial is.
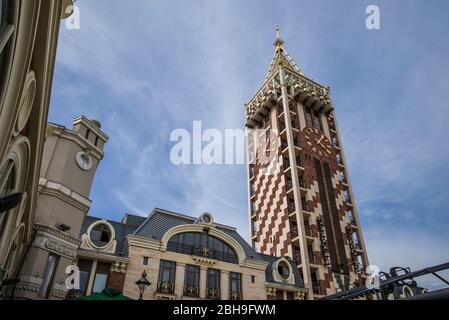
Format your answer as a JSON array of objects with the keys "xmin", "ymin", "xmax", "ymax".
[{"xmin": 273, "ymin": 24, "xmax": 285, "ymax": 49}]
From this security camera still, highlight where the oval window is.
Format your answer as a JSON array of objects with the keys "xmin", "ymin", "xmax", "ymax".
[
  {"xmin": 90, "ymin": 224, "xmax": 111, "ymax": 247},
  {"xmin": 278, "ymin": 261, "xmax": 290, "ymax": 280}
]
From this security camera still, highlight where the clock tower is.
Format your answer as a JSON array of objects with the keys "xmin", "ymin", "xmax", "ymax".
[{"xmin": 246, "ymin": 27, "xmax": 369, "ymax": 299}]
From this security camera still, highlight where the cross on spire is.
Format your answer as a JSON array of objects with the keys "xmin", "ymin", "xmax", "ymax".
[{"xmin": 265, "ymin": 24, "xmax": 302, "ymax": 80}]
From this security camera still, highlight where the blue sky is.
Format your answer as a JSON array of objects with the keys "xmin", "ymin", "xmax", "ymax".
[{"xmin": 49, "ymin": 0, "xmax": 449, "ymax": 286}]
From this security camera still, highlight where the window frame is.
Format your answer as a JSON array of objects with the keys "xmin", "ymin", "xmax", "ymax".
[
  {"xmin": 183, "ymin": 264, "xmax": 200, "ymax": 297},
  {"xmin": 77, "ymin": 259, "xmax": 93, "ymax": 296},
  {"xmin": 167, "ymin": 232, "xmax": 239, "ymax": 264},
  {"xmin": 91, "ymin": 261, "xmax": 111, "ymax": 294},
  {"xmin": 38, "ymin": 254, "xmax": 59, "ymax": 298},
  {"xmin": 229, "ymin": 272, "xmax": 242, "ymax": 300},
  {"xmin": 157, "ymin": 260, "xmax": 176, "ymax": 294},
  {"xmin": 206, "ymin": 268, "xmax": 220, "ymax": 300}
]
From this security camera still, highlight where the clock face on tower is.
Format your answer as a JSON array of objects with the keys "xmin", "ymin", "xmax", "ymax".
[{"xmin": 303, "ymin": 127, "xmax": 332, "ymax": 159}]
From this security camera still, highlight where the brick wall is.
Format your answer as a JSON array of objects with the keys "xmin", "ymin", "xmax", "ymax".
[{"xmin": 107, "ymin": 271, "xmax": 126, "ymax": 291}]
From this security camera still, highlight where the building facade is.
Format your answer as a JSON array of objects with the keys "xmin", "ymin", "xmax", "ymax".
[
  {"xmin": 10, "ymin": 117, "xmax": 108, "ymax": 299},
  {"xmin": 0, "ymin": 0, "xmax": 73, "ymax": 295},
  {"xmin": 246, "ymin": 29, "xmax": 369, "ymax": 299},
  {"xmin": 78, "ymin": 209, "xmax": 307, "ymax": 300}
]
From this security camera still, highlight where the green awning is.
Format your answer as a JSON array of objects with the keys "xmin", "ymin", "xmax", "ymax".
[{"xmin": 73, "ymin": 288, "xmax": 132, "ymax": 300}]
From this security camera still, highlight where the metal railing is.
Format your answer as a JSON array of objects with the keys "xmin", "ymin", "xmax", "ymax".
[
  {"xmin": 206, "ymin": 288, "xmax": 220, "ymax": 300},
  {"xmin": 183, "ymin": 285, "xmax": 199, "ymax": 297},
  {"xmin": 157, "ymin": 281, "xmax": 175, "ymax": 295},
  {"xmin": 167, "ymin": 242, "xmax": 239, "ymax": 264},
  {"xmin": 229, "ymin": 291, "xmax": 243, "ymax": 300}
]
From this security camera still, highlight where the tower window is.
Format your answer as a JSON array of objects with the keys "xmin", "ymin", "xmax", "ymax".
[
  {"xmin": 312, "ymin": 111, "xmax": 322, "ymax": 130},
  {"xmin": 305, "ymin": 108, "xmax": 313, "ymax": 128},
  {"xmin": 143, "ymin": 256, "xmax": 149, "ymax": 266}
]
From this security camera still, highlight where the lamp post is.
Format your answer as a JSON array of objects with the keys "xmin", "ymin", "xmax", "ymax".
[
  {"xmin": 0, "ymin": 193, "xmax": 23, "ymax": 213},
  {"xmin": 135, "ymin": 270, "xmax": 151, "ymax": 300}
]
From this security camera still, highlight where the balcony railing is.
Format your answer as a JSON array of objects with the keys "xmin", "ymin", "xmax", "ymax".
[
  {"xmin": 183, "ymin": 285, "xmax": 200, "ymax": 297},
  {"xmin": 229, "ymin": 291, "xmax": 243, "ymax": 300},
  {"xmin": 286, "ymin": 179, "xmax": 293, "ymax": 190},
  {"xmin": 167, "ymin": 242, "xmax": 239, "ymax": 264},
  {"xmin": 206, "ymin": 288, "xmax": 220, "ymax": 300},
  {"xmin": 157, "ymin": 281, "xmax": 175, "ymax": 295}
]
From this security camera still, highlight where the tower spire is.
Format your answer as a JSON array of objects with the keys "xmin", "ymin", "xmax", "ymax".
[{"xmin": 265, "ymin": 24, "xmax": 302, "ymax": 80}]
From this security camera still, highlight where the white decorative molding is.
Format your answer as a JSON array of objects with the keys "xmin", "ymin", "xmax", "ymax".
[
  {"xmin": 75, "ymin": 151, "xmax": 93, "ymax": 171},
  {"xmin": 272, "ymin": 257, "xmax": 295, "ymax": 285},
  {"xmin": 80, "ymin": 219, "xmax": 117, "ymax": 254},
  {"xmin": 38, "ymin": 178, "xmax": 92, "ymax": 212},
  {"xmin": 160, "ymin": 224, "xmax": 247, "ymax": 265},
  {"xmin": 13, "ymin": 70, "xmax": 36, "ymax": 136}
]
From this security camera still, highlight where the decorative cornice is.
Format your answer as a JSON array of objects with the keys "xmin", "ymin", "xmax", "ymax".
[
  {"xmin": 48, "ymin": 123, "xmax": 105, "ymax": 160},
  {"xmin": 192, "ymin": 256, "xmax": 217, "ymax": 266},
  {"xmin": 127, "ymin": 234, "xmax": 162, "ymax": 250},
  {"xmin": 38, "ymin": 178, "xmax": 91, "ymax": 212},
  {"xmin": 34, "ymin": 223, "xmax": 81, "ymax": 246},
  {"xmin": 245, "ymin": 70, "xmax": 332, "ymax": 128},
  {"xmin": 77, "ymin": 249, "xmax": 130, "ymax": 264}
]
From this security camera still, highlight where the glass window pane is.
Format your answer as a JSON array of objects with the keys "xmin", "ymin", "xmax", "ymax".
[
  {"xmin": 79, "ymin": 271, "xmax": 89, "ymax": 294},
  {"xmin": 38, "ymin": 255, "xmax": 59, "ymax": 298},
  {"xmin": 92, "ymin": 273, "xmax": 108, "ymax": 293}
]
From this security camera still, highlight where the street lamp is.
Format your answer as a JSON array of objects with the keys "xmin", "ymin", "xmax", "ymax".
[
  {"xmin": 0, "ymin": 193, "xmax": 23, "ymax": 213},
  {"xmin": 135, "ymin": 270, "xmax": 151, "ymax": 300}
]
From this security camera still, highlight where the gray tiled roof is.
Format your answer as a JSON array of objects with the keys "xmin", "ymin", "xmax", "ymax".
[
  {"xmin": 122, "ymin": 213, "xmax": 146, "ymax": 228},
  {"xmin": 133, "ymin": 209, "xmax": 264, "ymax": 261},
  {"xmin": 80, "ymin": 216, "xmax": 137, "ymax": 257},
  {"xmin": 259, "ymin": 253, "xmax": 305, "ymax": 288},
  {"xmin": 80, "ymin": 208, "xmax": 304, "ymax": 288},
  {"xmin": 133, "ymin": 209, "xmax": 194, "ymax": 239},
  {"xmin": 216, "ymin": 227, "xmax": 264, "ymax": 261}
]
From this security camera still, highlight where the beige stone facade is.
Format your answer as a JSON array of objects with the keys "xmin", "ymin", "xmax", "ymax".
[
  {"xmin": 78, "ymin": 209, "xmax": 307, "ymax": 300},
  {"xmin": 0, "ymin": 0, "xmax": 74, "ymax": 298}
]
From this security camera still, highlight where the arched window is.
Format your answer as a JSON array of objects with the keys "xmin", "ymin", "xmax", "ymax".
[{"xmin": 167, "ymin": 231, "xmax": 238, "ymax": 264}]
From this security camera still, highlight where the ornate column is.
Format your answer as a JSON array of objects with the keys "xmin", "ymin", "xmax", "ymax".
[
  {"xmin": 221, "ymin": 271, "xmax": 230, "ymax": 300},
  {"xmin": 175, "ymin": 263, "xmax": 186, "ymax": 298},
  {"xmin": 199, "ymin": 266, "xmax": 207, "ymax": 299}
]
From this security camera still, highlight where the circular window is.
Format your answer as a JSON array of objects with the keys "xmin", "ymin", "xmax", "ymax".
[
  {"xmin": 199, "ymin": 212, "xmax": 213, "ymax": 224},
  {"xmin": 76, "ymin": 151, "xmax": 92, "ymax": 171},
  {"xmin": 278, "ymin": 261, "xmax": 290, "ymax": 280},
  {"xmin": 90, "ymin": 223, "xmax": 111, "ymax": 248}
]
